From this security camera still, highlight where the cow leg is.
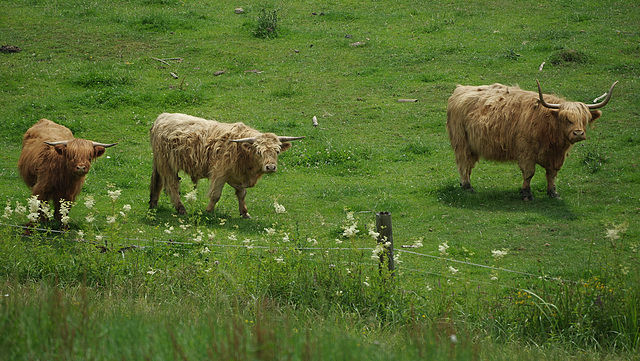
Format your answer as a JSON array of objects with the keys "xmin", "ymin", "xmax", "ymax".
[
  {"xmin": 149, "ymin": 162, "xmax": 163, "ymax": 209},
  {"xmin": 206, "ymin": 177, "xmax": 226, "ymax": 214},
  {"xmin": 518, "ymin": 161, "xmax": 536, "ymax": 201},
  {"xmin": 545, "ymin": 168, "xmax": 559, "ymax": 198},
  {"xmin": 164, "ymin": 172, "xmax": 186, "ymax": 214},
  {"xmin": 456, "ymin": 153, "xmax": 478, "ymax": 192},
  {"xmin": 232, "ymin": 186, "xmax": 250, "ymax": 219}
]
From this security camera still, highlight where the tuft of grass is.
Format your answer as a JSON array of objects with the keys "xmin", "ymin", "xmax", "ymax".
[
  {"xmin": 549, "ymin": 48, "xmax": 589, "ymax": 65},
  {"xmin": 70, "ymin": 70, "xmax": 133, "ymax": 88},
  {"xmin": 253, "ymin": 9, "xmax": 279, "ymax": 39},
  {"xmin": 582, "ymin": 147, "xmax": 608, "ymax": 173}
]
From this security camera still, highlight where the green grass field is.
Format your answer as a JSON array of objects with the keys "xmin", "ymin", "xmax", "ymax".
[{"xmin": 1, "ymin": 0, "xmax": 639, "ymax": 359}]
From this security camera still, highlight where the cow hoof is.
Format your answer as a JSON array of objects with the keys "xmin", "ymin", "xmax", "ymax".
[
  {"xmin": 520, "ymin": 188, "xmax": 533, "ymax": 201},
  {"xmin": 461, "ymin": 183, "xmax": 475, "ymax": 193},
  {"xmin": 547, "ymin": 189, "xmax": 559, "ymax": 198},
  {"xmin": 241, "ymin": 213, "xmax": 251, "ymax": 219},
  {"xmin": 177, "ymin": 206, "xmax": 187, "ymax": 215}
]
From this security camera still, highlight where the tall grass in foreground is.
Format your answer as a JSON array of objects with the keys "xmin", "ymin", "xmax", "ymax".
[{"xmin": 1, "ymin": 193, "xmax": 638, "ymax": 359}]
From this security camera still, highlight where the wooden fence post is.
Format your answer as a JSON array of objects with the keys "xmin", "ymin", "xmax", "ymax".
[{"xmin": 375, "ymin": 211, "xmax": 395, "ymax": 278}]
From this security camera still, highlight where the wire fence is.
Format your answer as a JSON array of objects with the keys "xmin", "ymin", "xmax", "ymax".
[{"xmin": 1, "ymin": 221, "xmax": 572, "ymax": 288}]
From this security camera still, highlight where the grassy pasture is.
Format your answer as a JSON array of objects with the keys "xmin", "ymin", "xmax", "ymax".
[{"xmin": 1, "ymin": 0, "xmax": 639, "ymax": 359}]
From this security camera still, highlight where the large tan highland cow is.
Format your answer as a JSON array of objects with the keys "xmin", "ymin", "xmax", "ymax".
[{"xmin": 446, "ymin": 80, "xmax": 617, "ymax": 200}]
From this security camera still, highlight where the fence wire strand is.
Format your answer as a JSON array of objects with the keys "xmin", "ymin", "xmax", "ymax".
[{"xmin": 1, "ymin": 222, "xmax": 570, "ymax": 284}]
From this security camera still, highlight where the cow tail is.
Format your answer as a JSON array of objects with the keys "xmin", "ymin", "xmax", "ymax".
[{"xmin": 149, "ymin": 161, "xmax": 163, "ymax": 208}]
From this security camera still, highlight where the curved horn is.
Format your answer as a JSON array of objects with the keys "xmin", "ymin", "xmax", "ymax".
[
  {"xmin": 92, "ymin": 142, "xmax": 117, "ymax": 148},
  {"xmin": 536, "ymin": 79, "xmax": 560, "ymax": 109},
  {"xmin": 278, "ymin": 136, "xmax": 305, "ymax": 142},
  {"xmin": 230, "ymin": 137, "xmax": 256, "ymax": 144},
  {"xmin": 44, "ymin": 140, "xmax": 69, "ymax": 146},
  {"xmin": 587, "ymin": 81, "xmax": 618, "ymax": 109}
]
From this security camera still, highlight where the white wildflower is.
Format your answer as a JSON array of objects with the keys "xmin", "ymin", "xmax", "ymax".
[
  {"xmin": 228, "ymin": 234, "xmax": 237, "ymax": 241},
  {"xmin": 106, "ymin": 215, "xmax": 117, "ymax": 224},
  {"xmin": 85, "ymin": 215, "xmax": 95, "ymax": 223},
  {"xmin": 439, "ymin": 241, "xmax": 449, "ymax": 256},
  {"xmin": 58, "ymin": 200, "xmax": 71, "ymax": 225},
  {"xmin": 84, "ymin": 195, "xmax": 95, "ymax": 209},
  {"xmin": 413, "ymin": 238, "xmax": 424, "ymax": 248},
  {"xmin": 164, "ymin": 226, "xmax": 174, "ymax": 234},
  {"xmin": 27, "ymin": 211, "xmax": 39, "ymax": 223},
  {"xmin": 108, "ymin": 189, "xmax": 121, "ymax": 202},
  {"xmin": 342, "ymin": 223, "xmax": 359, "ymax": 238},
  {"xmin": 335, "ymin": 239, "xmax": 343, "ymax": 244},
  {"xmin": 274, "ymin": 201, "xmax": 286, "ymax": 214},
  {"xmin": 491, "ymin": 249, "xmax": 508, "ymax": 260},
  {"xmin": 39, "ymin": 202, "xmax": 53, "ymax": 220},
  {"xmin": 275, "ymin": 257, "xmax": 284, "ymax": 263},
  {"xmin": 448, "ymin": 266, "xmax": 459, "ymax": 274},
  {"xmin": 76, "ymin": 230, "xmax": 85, "ymax": 239},
  {"xmin": 371, "ymin": 244, "xmax": 385, "ymax": 260},
  {"xmin": 346, "ymin": 211, "xmax": 355, "ymax": 222},
  {"xmin": 368, "ymin": 227, "xmax": 380, "ymax": 240},
  {"xmin": 393, "ymin": 252, "xmax": 402, "ymax": 264},
  {"xmin": 605, "ymin": 228, "xmax": 620, "ymax": 241},
  {"xmin": 307, "ymin": 238, "xmax": 318, "ymax": 246},
  {"xmin": 27, "ymin": 196, "xmax": 40, "ymax": 214},
  {"xmin": 282, "ymin": 233, "xmax": 290, "ymax": 242},
  {"xmin": 264, "ymin": 227, "xmax": 276, "ymax": 236},
  {"xmin": 95, "ymin": 235, "xmax": 103, "ymax": 242},
  {"xmin": 123, "ymin": 204, "xmax": 132, "ymax": 212},
  {"xmin": 363, "ymin": 282, "xmax": 370, "ymax": 287},
  {"xmin": 14, "ymin": 202, "xmax": 26, "ymax": 215},
  {"xmin": 147, "ymin": 267, "xmax": 157, "ymax": 275},
  {"xmin": 201, "ymin": 247, "xmax": 211, "ymax": 254},
  {"xmin": 3, "ymin": 202, "xmax": 12, "ymax": 219},
  {"xmin": 184, "ymin": 189, "xmax": 197, "ymax": 202}
]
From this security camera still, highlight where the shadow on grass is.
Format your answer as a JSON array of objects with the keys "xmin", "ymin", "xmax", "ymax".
[
  {"xmin": 144, "ymin": 204, "xmax": 271, "ymax": 234},
  {"xmin": 435, "ymin": 183, "xmax": 578, "ymax": 220}
]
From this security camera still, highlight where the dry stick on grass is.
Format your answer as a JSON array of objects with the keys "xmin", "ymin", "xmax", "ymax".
[
  {"xmin": 152, "ymin": 57, "xmax": 183, "ymax": 65},
  {"xmin": 152, "ymin": 57, "xmax": 171, "ymax": 66}
]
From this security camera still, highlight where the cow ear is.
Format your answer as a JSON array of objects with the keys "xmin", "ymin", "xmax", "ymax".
[
  {"xmin": 589, "ymin": 110, "xmax": 602, "ymax": 125},
  {"xmin": 280, "ymin": 142, "xmax": 293, "ymax": 153},
  {"xmin": 94, "ymin": 146, "xmax": 106, "ymax": 158},
  {"xmin": 53, "ymin": 144, "xmax": 66, "ymax": 155}
]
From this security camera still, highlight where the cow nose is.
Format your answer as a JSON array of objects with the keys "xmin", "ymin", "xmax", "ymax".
[
  {"xmin": 573, "ymin": 130, "xmax": 586, "ymax": 140},
  {"xmin": 76, "ymin": 165, "xmax": 87, "ymax": 173},
  {"xmin": 265, "ymin": 164, "xmax": 277, "ymax": 172}
]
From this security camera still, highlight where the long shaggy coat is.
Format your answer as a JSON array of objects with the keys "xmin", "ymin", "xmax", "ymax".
[
  {"xmin": 446, "ymin": 83, "xmax": 603, "ymax": 200},
  {"xmin": 149, "ymin": 113, "xmax": 299, "ymax": 217},
  {"xmin": 18, "ymin": 119, "xmax": 111, "ymax": 221}
]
